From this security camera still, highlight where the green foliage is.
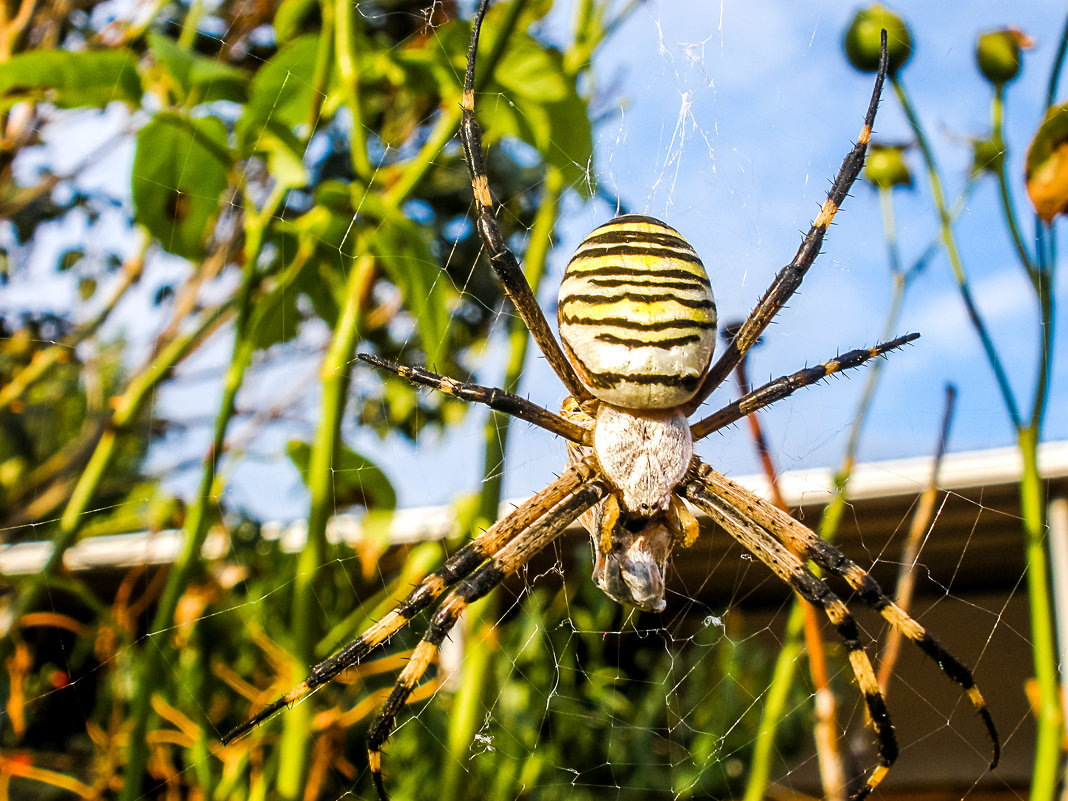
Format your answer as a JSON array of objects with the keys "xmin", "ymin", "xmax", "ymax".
[
  {"xmin": 147, "ymin": 31, "xmax": 249, "ymax": 105},
  {"xmin": 480, "ymin": 30, "xmax": 595, "ymax": 195},
  {"xmin": 287, "ymin": 439, "xmax": 396, "ymax": 511},
  {"xmin": 0, "ymin": 49, "xmax": 142, "ymax": 110},
  {"xmin": 132, "ymin": 113, "xmax": 232, "ymax": 260},
  {"xmin": 240, "ymin": 35, "xmax": 321, "ymax": 140},
  {"xmin": 0, "ymin": 320, "xmax": 157, "ymax": 540}
]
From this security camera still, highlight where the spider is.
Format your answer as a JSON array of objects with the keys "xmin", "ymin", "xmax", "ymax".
[{"xmin": 222, "ymin": 3, "xmax": 1000, "ymax": 799}]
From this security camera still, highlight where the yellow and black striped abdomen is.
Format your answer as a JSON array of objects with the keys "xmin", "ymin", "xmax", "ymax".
[{"xmin": 558, "ymin": 215, "xmax": 717, "ymax": 409}]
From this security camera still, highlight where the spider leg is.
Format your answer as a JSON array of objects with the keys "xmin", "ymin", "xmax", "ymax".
[
  {"xmin": 460, "ymin": 0, "xmax": 592, "ymax": 402},
  {"xmin": 690, "ymin": 333, "xmax": 918, "ymax": 441},
  {"xmin": 220, "ymin": 459, "xmax": 599, "ymax": 745},
  {"xmin": 367, "ymin": 477, "xmax": 610, "ymax": 800},
  {"xmin": 680, "ymin": 463, "xmax": 895, "ymax": 801},
  {"xmin": 690, "ymin": 461, "xmax": 1001, "ymax": 768},
  {"xmin": 357, "ymin": 353, "xmax": 588, "ymax": 443},
  {"xmin": 682, "ymin": 32, "xmax": 889, "ymax": 415}
]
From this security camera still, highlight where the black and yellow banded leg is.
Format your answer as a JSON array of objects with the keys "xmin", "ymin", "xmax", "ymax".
[
  {"xmin": 357, "ymin": 353, "xmax": 588, "ymax": 443},
  {"xmin": 690, "ymin": 334, "xmax": 920, "ymax": 441},
  {"xmin": 683, "ymin": 32, "xmax": 889, "ymax": 414},
  {"xmin": 366, "ymin": 478, "xmax": 609, "ymax": 800},
  {"xmin": 220, "ymin": 460, "xmax": 598, "ymax": 745},
  {"xmin": 460, "ymin": 0, "xmax": 591, "ymax": 403},
  {"xmin": 689, "ymin": 460, "xmax": 1001, "ymax": 769},
  {"xmin": 680, "ymin": 471, "xmax": 897, "ymax": 801}
]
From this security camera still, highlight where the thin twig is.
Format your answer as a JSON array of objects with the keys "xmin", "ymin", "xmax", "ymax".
[{"xmin": 876, "ymin": 385, "xmax": 957, "ymax": 694}]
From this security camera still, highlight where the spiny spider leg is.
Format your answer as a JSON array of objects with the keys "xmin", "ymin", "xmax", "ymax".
[
  {"xmin": 680, "ymin": 462, "xmax": 895, "ymax": 801},
  {"xmin": 690, "ymin": 333, "xmax": 919, "ymax": 441},
  {"xmin": 357, "ymin": 354, "xmax": 587, "ymax": 443},
  {"xmin": 459, "ymin": 0, "xmax": 592, "ymax": 403},
  {"xmin": 682, "ymin": 31, "xmax": 890, "ymax": 415},
  {"xmin": 688, "ymin": 460, "xmax": 1001, "ymax": 767},
  {"xmin": 367, "ymin": 478, "xmax": 610, "ymax": 799},
  {"xmin": 220, "ymin": 459, "xmax": 599, "ymax": 745}
]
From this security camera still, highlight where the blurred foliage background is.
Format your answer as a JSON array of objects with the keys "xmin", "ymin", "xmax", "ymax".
[{"xmin": 0, "ymin": 0, "xmax": 1063, "ymax": 800}]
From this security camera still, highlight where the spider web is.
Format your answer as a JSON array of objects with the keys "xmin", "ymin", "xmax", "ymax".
[{"xmin": 0, "ymin": 2, "xmax": 1062, "ymax": 800}]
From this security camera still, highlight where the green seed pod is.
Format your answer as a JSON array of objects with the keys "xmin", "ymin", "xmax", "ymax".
[
  {"xmin": 971, "ymin": 136, "xmax": 1005, "ymax": 177},
  {"xmin": 844, "ymin": 5, "xmax": 913, "ymax": 75},
  {"xmin": 864, "ymin": 143, "xmax": 912, "ymax": 189},
  {"xmin": 976, "ymin": 29, "xmax": 1032, "ymax": 86}
]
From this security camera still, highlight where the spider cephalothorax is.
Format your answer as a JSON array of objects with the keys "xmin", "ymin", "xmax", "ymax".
[{"xmin": 222, "ymin": 4, "xmax": 1000, "ymax": 799}]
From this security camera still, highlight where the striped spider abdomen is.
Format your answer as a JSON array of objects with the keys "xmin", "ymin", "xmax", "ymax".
[{"xmin": 558, "ymin": 214, "xmax": 718, "ymax": 409}]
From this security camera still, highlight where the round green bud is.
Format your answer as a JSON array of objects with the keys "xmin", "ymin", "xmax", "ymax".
[
  {"xmin": 976, "ymin": 29, "xmax": 1032, "ymax": 86},
  {"xmin": 864, "ymin": 143, "xmax": 911, "ymax": 190},
  {"xmin": 970, "ymin": 137, "xmax": 1005, "ymax": 177},
  {"xmin": 844, "ymin": 5, "xmax": 913, "ymax": 75}
]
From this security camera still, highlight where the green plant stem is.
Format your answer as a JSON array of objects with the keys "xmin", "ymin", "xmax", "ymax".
[
  {"xmin": 176, "ymin": 0, "xmax": 204, "ymax": 49},
  {"xmin": 1019, "ymin": 425, "xmax": 1062, "ymax": 801},
  {"xmin": 334, "ymin": 0, "xmax": 372, "ymax": 181},
  {"xmin": 892, "ymin": 76, "xmax": 1021, "ymax": 428},
  {"xmin": 117, "ymin": 184, "xmax": 287, "ymax": 801},
  {"xmin": 306, "ymin": 0, "xmax": 335, "ymax": 133},
  {"xmin": 277, "ymin": 251, "xmax": 375, "ymax": 797},
  {"xmin": 991, "ymin": 86, "xmax": 1039, "ymax": 285},
  {"xmin": 1031, "ymin": 270, "xmax": 1055, "ymax": 426},
  {"xmin": 1046, "ymin": 11, "xmax": 1068, "ymax": 110},
  {"xmin": 743, "ymin": 607, "xmax": 805, "ymax": 801},
  {"xmin": 1038, "ymin": 11, "xmax": 1068, "ymax": 275},
  {"xmin": 384, "ymin": 107, "xmax": 461, "ymax": 210}
]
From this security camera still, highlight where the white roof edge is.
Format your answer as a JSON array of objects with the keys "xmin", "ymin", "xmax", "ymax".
[
  {"xmin": 3, "ymin": 441, "xmax": 1066, "ymax": 576},
  {"xmin": 730, "ymin": 440, "xmax": 1068, "ymax": 508}
]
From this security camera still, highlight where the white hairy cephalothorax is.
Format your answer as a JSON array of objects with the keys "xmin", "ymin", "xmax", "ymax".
[{"xmin": 592, "ymin": 404, "xmax": 693, "ymax": 514}]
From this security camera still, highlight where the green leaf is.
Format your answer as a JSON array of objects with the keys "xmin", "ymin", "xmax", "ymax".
[
  {"xmin": 285, "ymin": 185, "xmax": 450, "ymax": 362},
  {"xmin": 496, "ymin": 35, "xmax": 569, "ymax": 102},
  {"xmin": 132, "ymin": 113, "xmax": 231, "ymax": 260},
  {"xmin": 78, "ymin": 276, "xmax": 97, "ymax": 300},
  {"xmin": 149, "ymin": 32, "xmax": 248, "ymax": 104},
  {"xmin": 0, "ymin": 50, "xmax": 142, "ymax": 111},
  {"xmin": 286, "ymin": 440, "xmax": 396, "ymax": 511},
  {"xmin": 148, "ymin": 33, "xmax": 196, "ymax": 94},
  {"xmin": 542, "ymin": 90, "xmax": 594, "ymax": 196},
  {"xmin": 247, "ymin": 281, "xmax": 301, "ymax": 349},
  {"xmin": 240, "ymin": 34, "xmax": 321, "ymax": 148},
  {"xmin": 275, "ymin": 0, "xmax": 319, "ymax": 42},
  {"xmin": 479, "ymin": 33, "xmax": 594, "ymax": 197},
  {"xmin": 247, "ymin": 118, "xmax": 308, "ymax": 188},
  {"xmin": 370, "ymin": 215, "xmax": 451, "ymax": 367},
  {"xmin": 58, "ymin": 249, "xmax": 84, "ymax": 271}
]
